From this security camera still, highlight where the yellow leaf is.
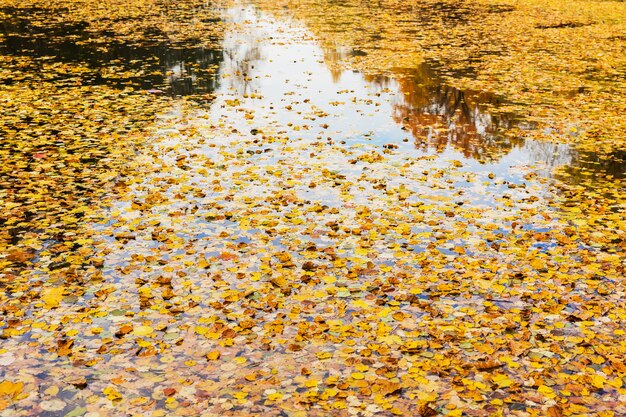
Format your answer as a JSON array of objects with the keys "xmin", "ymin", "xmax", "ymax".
[
  {"xmin": 206, "ymin": 350, "xmax": 221, "ymax": 361},
  {"xmin": 267, "ymin": 392, "xmax": 283, "ymax": 401},
  {"xmin": 333, "ymin": 401, "xmax": 347, "ymax": 409},
  {"xmin": 322, "ymin": 275, "xmax": 337, "ymax": 284},
  {"xmin": 351, "ymin": 299, "xmax": 369, "ymax": 308},
  {"xmin": 103, "ymin": 387, "xmax": 122, "ymax": 401},
  {"xmin": 322, "ymin": 388, "xmax": 338, "ymax": 398},
  {"xmin": 492, "ymin": 374, "xmax": 513, "ymax": 388},
  {"xmin": 530, "ymin": 258, "xmax": 545, "ymax": 270},
  {"xmin": 317, "ymin": 351, "xmax": 332, "ymax": 360},
  {"xmin": 538, "ymin": 384, "xmax": 555, "ymax": 398},
  {"xmin": 233, "ymin": 391, "xmax": 248, "ymax": 400},
  {"xmin": 297, "ymin": 377, "xmax": 314, "ymax": 387},
  {"xmin": 355, "ymin": 247, "xmax": 369, "ymax": 256},
  {"xmin": 0, "ymin": 380, "xmax": 23, "ymax": 398},
  {"xmin": 42, "ymin": 287, "xmax": 64, "ymax": 309},
  {"xmin": 608, "ymin": 378, "xmax": 623, "ymax": 389},
  {"xmin": 195, "ymin": 326, "xmax": 209, "ymax": 335},
  {"xmin": 132, "ymin": 326, "xmax": 154, "ymax": 337},
  {"xmin": 44, "ymin": 385, "xmax": 59, "ymax": 396},
  {"xmin": 591, "ymin": 374, "xmax": 605, "ymax": 389}
]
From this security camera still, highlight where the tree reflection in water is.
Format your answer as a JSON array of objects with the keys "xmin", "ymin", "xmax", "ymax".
[
  {"xmin": 321, "ymin": 46, "xmax": 531, "ymax": 163},
  {"xmin": 388, "ymin": 66, "xmax": 522, "ymax": 162}
]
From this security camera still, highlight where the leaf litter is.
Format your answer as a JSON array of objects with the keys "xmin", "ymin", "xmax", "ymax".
[{"xmin": 0, "ymin": 0, "xmax": 624, "ymax": 416}]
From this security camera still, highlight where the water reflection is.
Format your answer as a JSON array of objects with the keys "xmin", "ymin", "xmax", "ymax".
[
  {"xmin": 208, "ymin": 6, "xmax": 572, "ymax": 174},
  {"xmin": 2, "ymin": 3, "xmax": 620, "ymax": 181},
  {"xmin": 319, "ymin": 46, "xmax": 525, "ymax": 161},
  {"xmin": 0, "ymin": 6, "xmax": 223, "ymax": 96},
  {"xmin": 566, "ymin": 149, "xmax": 626, "ymax": 180},
  {"xmin": 0, "ymin": 3, "xmax": 576, "ymax": 169},
  {"xmin": 386, "ymin": 66, "xmax": 524, "ymax": 162}
]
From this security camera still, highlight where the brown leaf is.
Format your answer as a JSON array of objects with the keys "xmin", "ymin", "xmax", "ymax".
[
  {"xmin": 65, "ymin": 376, "xmax": 88, "ymax": 389},
  {"xmin": 115, "ymin": 324, "xmax": 133, "ymax": 338},
  {"xmin": 509, "ymin": 340, "xmax": 530, "ymax": 357},
  {"xmin": 418, "ymin": 403, "xmax": 437, "ymax": 417},
  {"xmin": 475, "ymin": 360, "xmax": 504, "ymax": 371},
  {"xmin": 7, "ymin": 248, "xmax": 34, "ymax": 263},
  {"xmin": 218, "ymin": 252, "xmax": 238, "ymax": 261},
  {"xmin": 302, "ymin": 261, "xmax": 317, "ymax": 271},
  {"xmin": 57, "ymin": 339, "xmax": 74, "ymax": 356},
  {"xmin": 547, "ymin": 405, "xmax": 563, "ymax": 417},
  {"xmin": 376, "ymin": 380, "xmax": 402, "ymax": 396},
  {"xmin": 287, "ymin": 344, "xmax": 303, "ymax": 352},
  {"xmin": 221, "ymin": 328, "xmax": 237, "ymax": 339}
]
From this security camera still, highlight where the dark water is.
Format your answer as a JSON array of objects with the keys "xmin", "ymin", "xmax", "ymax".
[
  {"xmin": 0, "ymin": 6, "xmax": 222, "ymax": 96},
  {"xmin": 565, "ymin": 149, "xmax": 626, "ymax": 180}
]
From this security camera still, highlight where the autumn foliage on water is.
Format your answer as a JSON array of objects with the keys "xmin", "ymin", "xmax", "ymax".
[{"xmin": 0, "ymin": 0, "xmax": 624, "ymax": 416}]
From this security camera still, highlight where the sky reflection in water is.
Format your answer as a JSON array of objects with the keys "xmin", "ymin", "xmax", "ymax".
[{"xmin": 206, "ymin": 6, "xmax": 572, "ymax": 181}]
